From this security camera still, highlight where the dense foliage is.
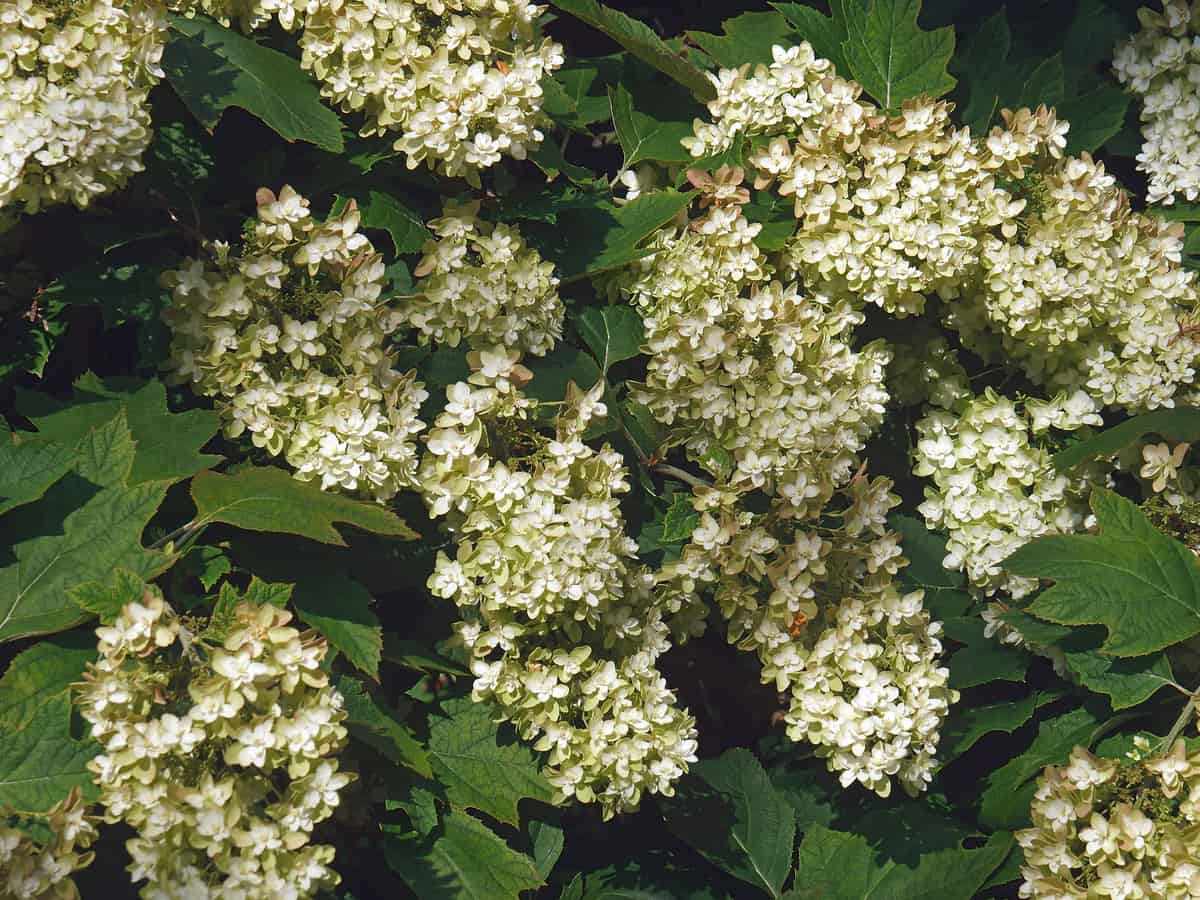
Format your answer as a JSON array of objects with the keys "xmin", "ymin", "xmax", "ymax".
[{"xmin": 3, "ymin": 0, "xmax": 1200, "ymax": 898}]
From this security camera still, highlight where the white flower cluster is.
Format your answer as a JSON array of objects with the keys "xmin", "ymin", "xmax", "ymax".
[
  {"xmin": 419, "ymin": 349, "xmax": 704, "ymax": 818},
  {"xmin": 0, "ymin": 0, "xmax": 166, "ymax": 221},
  {"xmin": 913, "ymin": 389, "xmax": 1097, "ymax": 598},
  {"xmin": 665, "ymin": 476, "xmax": 957, "ymax": 797},
  {"xmin": 398, "ymin": 200, "xmax": 563, "ymax": 356},
  {"xmin": 75, "ymin": 593, "xmax": 352, "ymax": 899},
  {"xmin": 683, "ymin": 44, "xmax": 1023, "ymax": 318},
  {"xmin": 1, "ymin": 788, "xmax": 97, "ymax": 900},
  {"xmin": 165, "ymin": 0, "xmax": 312, "ymax": 31},
  {"xmin": 292, "ymin": 0, "xmax": 563, "ymax": 182},
  {"xmin": 1113, "ymin": 0, "xmax": 1200, "ymax": 204},
  {"xmin": 948, "ymin": 144, "xmax": 1200, "ymax": 416},
  {"xmin": 614, "ymin": 202, "xmax": 890, "ymax": 517},
  {"xmin": 1017, "ymin": 742, "xmax": 1200, "ymax": 899},
  {"xmin": 685, "ymin": 46, "xmax": 1200, "ymax": 416},
  {"xmin": 163, "ymin": 186, "xmax": 427, "ymax": 501}
]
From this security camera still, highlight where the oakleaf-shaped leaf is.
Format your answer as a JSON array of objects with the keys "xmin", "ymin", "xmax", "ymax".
[
  {"xmin": 689, "ymin": 11, "xmax": 801, "ymax": 68},
  {"xmin": 385, "ymin": 809, "xmax": 544, "ymax": 900},
  {"xmin": 1006, "ymin": 488, "xmax": 1200, "ymax": 657},
  {"xmin": 576, "ymin": 305, "xmax": 645, "ymax": 372},
  {"xmin": 17, "ymin": 375, "xmax": 221, "ymax": 486},
  {"xmin": 609, "ymin": 84, "xmax": 694, "ymax": 168},
  {"xmin": 788, "ymin": 827, "xmax": 1011, "ymax": 899},
  {"xmin": 0, "ymin": 438, "xmax": 77, "ymax": 517},
  {"xmin": 771, "ymin": 2, "xmax": 849, "ymax": 72},
  {"xmin": 292, "ymin": 574, "xmax": 383, "ymax": 679},
  {"xmin": 336, "ymin": 675, "xmax": 432, "ymax": 777},
  {"xmin": 427, "ymin": 697, "xmax": 555, "ymax": 826},
  {"xmin": 332, "ymin": 191, "xmax": 430, "ymax": 256},
  {"xmin": 0, "ymin": 697, "xmax": 100, "ymax": 813},
  {"xmin": 0, "ymin": 630, "xmax": 95, "ymax": 733},
  {"xmin": 547, "ymin": 0, "xmax": 715, "ymax": 101},
  {"xmin": 164, "ymin": 14, "xmax": 344, "ymax": 152},
  {"xmin": 190, "ymin": 467, "xmax": 416, "ymax": 546},
  {"xmin": 661, "ymin": 748, "xmax": 795, "ymax": 897},
  {"xmin": 0, "ymin": 474, "xmax": 170, "ymax": 642},
  {"xmin": 840, "ymin": 0, "xmax": 956, "ymax": 111}
]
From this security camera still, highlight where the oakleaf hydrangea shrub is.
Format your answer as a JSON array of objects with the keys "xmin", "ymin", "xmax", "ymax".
[{"xmin": 5, "ymin": 0, "xmax": 1200, "ymax": 897}]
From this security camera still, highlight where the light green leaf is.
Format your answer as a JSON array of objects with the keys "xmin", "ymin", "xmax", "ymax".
[
  {"xmin": 69, "ymin": 569, "xmax": 153, "ymax": 625},
  {"xmin": 336, "ymin": 674, "xmax": 432, "ymax": 777},
  {"xmin": 292, "ymin": 574, "xmax": 382, "ymax": 679},
  {"xmin": 547, "ymin": 0, "xmax": 715, "ymax": 101},
  {"xmin": 1007, "ymin": 488, "xmax": 1200, "ymax": 657},
  {"xmin": 788, "ymin": 827, "xmax": 1011, "ymax": 899},
  {"xmin": 0, "ymin": 475, "xmax": 170, "ymax": 642},
  {"xmin": 164, "ymin": 14, "xmax": 344, "ymax": 152},
  {"xmin": 179, "ymin": 545, "xmax": 232, "ymax": 592},
  {"xmin": 689, "ymin": 12, "xmax": 800, "ymax": 69},
  {"xmin": 0, "ymin": 438, "xmax": 77, "ymax": 517},
  {"xmin": 0, "ymin": 630, "xmax": 95, "ymax": 733},
  {"xmin": 386, "ymin": 809, "xmax": 544, "ymax": 900},
  {"xmin": 333, "ymin": 191, "xmax": 430, "ymax": 256},
  {"xmin": 427, "ymin": 697, "xmax": 556, "ymax": 826},
  {"xmin": 609, "ymin": 84, "xmax": 694, "ymax": 167},
  {"xmin": 840, "ymin": 0, "xmax": 956, "ymax": 111},
  {"xmin": 661, "ymin": 748, "xmax": 795, "ymax": 897},
  {"xmin": 0, "ymin": 697, "xmax": 100, "ymax": 813},
  {"xmin": 980, "ymin": 706, "xmax": 1104, "ymax": 828},
  {"xmin": 74, "ymin": 409, "xmax": 135, "ymax": 488},
  {"xmin": 576, "ymin": 306, "xmax": 645, "ymax": 372},
  {"xmin": 190, "ymin": 467, "xmax": 416, "ymax": 546},
  {"xmin": 770, "ymin": 3, "xmax": 850, "ymax": 73},
  {"xmin": 660, "ymin": 493, "xmax": 699, "ymax": 543},
  {"xmin": 528, "ymin": 815, "xmax": 565, "ymax": 880},
  {"xmin": 17, "ymin": 375, "xmax": 221, "ymax": 486},
  {"xmin": 1053, "ymin": 408, "xmax": 1200, "ymax": 471}
]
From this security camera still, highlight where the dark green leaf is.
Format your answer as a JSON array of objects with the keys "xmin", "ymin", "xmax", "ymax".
[
  {"xmin": 385, "ymin": 809, "xmax": 544, "ymax": 899},
  {"xmin": 427, "ymin": 697, "xmax": 556, "ymax": 826},
  {"xmin": 1053, "ymin": 408, "xmax": 1200, "ymax": 471},
  {"xmin": 336, "ymin": 674, "xmax": 432, "ymax": 777},
  {"xmin": 164, "ymin": 14, "xmax": 344, "ymax": 152},
  {"xmin": 576, "ymin": 306, "xmax": 645, "ymax": 372},
  {"xmin": 547, "ymin": 0, "xmax": 715, "ymax": 101},
  {"xmin": 553, "ymin": 56, "xmax": 626, "ymax": 127},
  {"xmin": 190, "ymin": 467, "xmax": 416, "ymax": 546},
  {"xmin": 942, "ymin": 616, "xmax": 1031, "ymax": 689},
  {"xmin": 0, "ymin": 630, "xmax": 95, "ymax": 733},
  {"xmin": 770, "ymin": 3, "xmax": 850, "ymax": 73},
  {"xmin": 334, "ymin": 191, "xmax": 430, "ymax": 256},
  {"xmin": 689, "ymin": 12, "xmax": 800, "ymax": 69},
  {"xmin": 840, "ymin": 0, "xmax": 956, "ymax": 111},
  {"xmin": 292, "ymin": 574, "xmax": 382, "ymax": 679},
  {"xmin": 660, "ymin": 493, "xmax": 699, "ymax": 543},
  {"xmin": 609, "ymin": 84, "xmax": 694, "ymax": 167},
  {"xmin": 939, "ymin": 693, "xmax": 1039, "ymax": 764},
  {"xmin": 661, "ymin": 748, "xmax": 795, "ymax": 897},
  {"xmin": 788, "ymin": 827, "xmax": 1011, "ymax": 899},
  {"xmin": 979, "ymin": 706, "xmax": 1104, "ymax": 828},
  {"xmin": 1007, "ymin": 488, "xmax": 1200, "ymax": 657},
  {"xmin": 528, "ymin": 815, "xmax": 565, "ymax": 880},
  {"xmin": 1058, "ymin": 86, "xmax": 1131, "ymax": 154}
]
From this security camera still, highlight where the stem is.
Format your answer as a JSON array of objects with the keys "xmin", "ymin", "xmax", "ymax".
[
  {"xmin": 1162, "ymin": 692, "xmax": 1198, "ymax": 751},
  {"xmin": 151, "ymin": 519, "xmax": 197, "ymax": 550},
  {"xmin": 652, "ymin": 463, "xmax": 711, "ymax": 490}
]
